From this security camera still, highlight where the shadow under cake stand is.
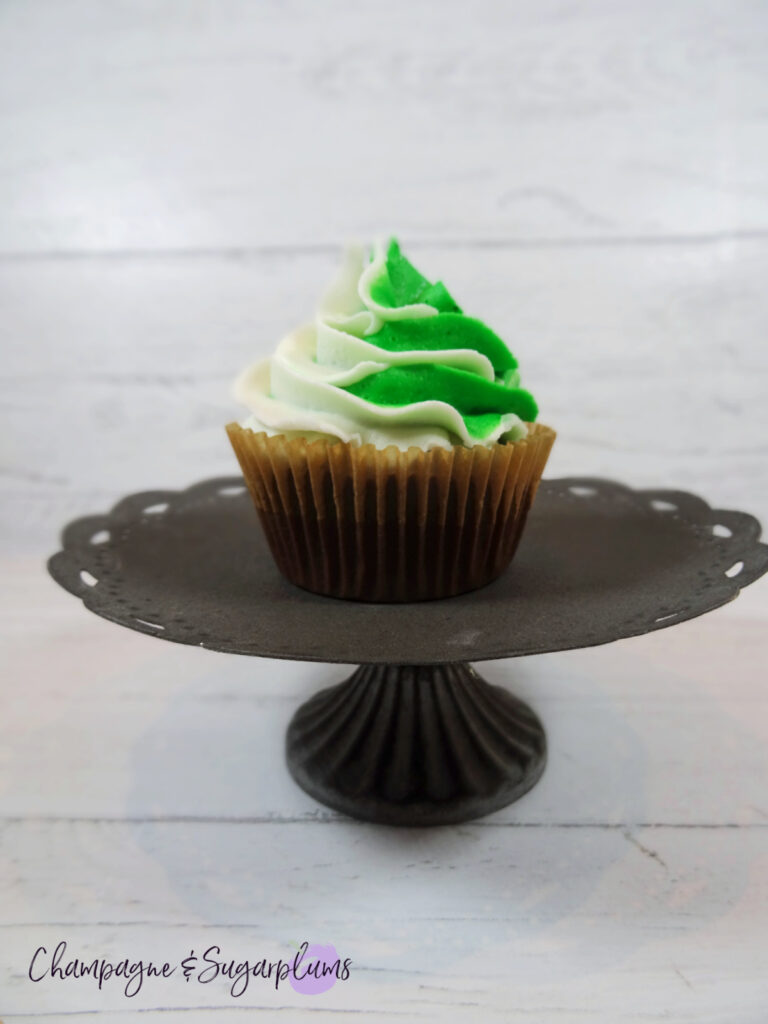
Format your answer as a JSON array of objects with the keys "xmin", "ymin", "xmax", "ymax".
[{"xmin": 48, "ymin": 476, "xmax": 768, "ymax": 826}]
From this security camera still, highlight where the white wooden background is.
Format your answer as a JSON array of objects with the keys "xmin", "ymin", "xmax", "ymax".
[{"xmin": 2, "ymin": 1, "xmax": 768, "ymax": 1020}]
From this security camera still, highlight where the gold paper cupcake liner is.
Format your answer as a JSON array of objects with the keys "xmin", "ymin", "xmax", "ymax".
[{"xmin": 226, "ymin": 422, "xmax": 556, "ymax": 602}]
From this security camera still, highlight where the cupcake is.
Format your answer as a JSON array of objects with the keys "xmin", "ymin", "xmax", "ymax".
[{"xmin": 227, "ymin": 238, "xmax": 555, "ymax": 601}]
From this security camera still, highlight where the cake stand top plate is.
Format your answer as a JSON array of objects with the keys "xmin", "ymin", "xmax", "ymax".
[{"xmin": 48, "ymin": 476, "xmax": 768, "ymax": 665}]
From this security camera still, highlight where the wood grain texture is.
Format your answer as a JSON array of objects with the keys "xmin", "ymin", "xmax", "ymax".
[
  {"xmin": 2, "ymin": 825, "xmax": 768, "ymax": 1019},
  {"xmin": 1, "ymin": 0, "xmax": 768, "ymax": 252},
  {"xmin": 2, "ymin": 0, "xmax": 768, "ymax": 1020}
]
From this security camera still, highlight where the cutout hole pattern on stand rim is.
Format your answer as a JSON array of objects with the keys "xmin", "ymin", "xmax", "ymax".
[{"xmin": 48, "ymin": 476, "xmax": 768, "ymax": 663}]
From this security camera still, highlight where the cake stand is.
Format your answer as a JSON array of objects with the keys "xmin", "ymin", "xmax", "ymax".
[{"xmin": 48, "ymin": 476, "xmax": 768, "ymax": 826}]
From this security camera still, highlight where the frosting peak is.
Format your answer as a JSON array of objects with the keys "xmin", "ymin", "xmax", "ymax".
[{"xmin": 235, "ymin": 238, "xmax": 538, "ymax": 451}]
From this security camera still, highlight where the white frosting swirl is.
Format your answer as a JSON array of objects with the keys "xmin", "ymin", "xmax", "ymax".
[{"xmin": 234, "ymin": 241, "xmax": 528, "ymax": 451}]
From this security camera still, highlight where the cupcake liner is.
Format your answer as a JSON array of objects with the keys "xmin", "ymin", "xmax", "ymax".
[{"xmin": 226, "ymin": 423, "xmax": 556, "ymax": 602}]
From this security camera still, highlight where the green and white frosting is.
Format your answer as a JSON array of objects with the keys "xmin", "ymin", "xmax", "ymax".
[{"xmin": 234, "ymin": 238, "xmax": 538, "ymax": 451}]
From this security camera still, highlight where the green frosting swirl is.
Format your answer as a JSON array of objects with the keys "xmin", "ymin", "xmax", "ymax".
[
  {"xmin": 234, "ymin": 238, "xmax": 539, "ymax": 450},
  {"xmin": 340, "ymin": 240, "xmax": 537, "ymax": 439}
]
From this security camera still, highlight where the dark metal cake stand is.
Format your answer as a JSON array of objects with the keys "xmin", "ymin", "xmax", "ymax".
[{"xmin": 48, "ymin": 477, "xmax": 768, "ymax": 826}]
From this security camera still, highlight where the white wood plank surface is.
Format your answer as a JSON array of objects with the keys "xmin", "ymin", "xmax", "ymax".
[
  {"xmin": 1, "ymin": 0, "xmax": 768, "ymax": 253},
  {"xmin": 2, "ymin": 1, "xmax": 768, "ymax": 1021},
  {"xmin": 2, "ymin": 825, "xmax": 768, "ymax": 1019}
]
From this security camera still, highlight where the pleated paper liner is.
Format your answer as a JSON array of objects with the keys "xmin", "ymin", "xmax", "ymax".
[{"xmin": 226, "ymin": 422, "xmax": 556, "ymax": 602}]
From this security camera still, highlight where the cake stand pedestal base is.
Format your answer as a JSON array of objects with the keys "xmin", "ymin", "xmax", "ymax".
[{"xmin": 286, "ymin": 662, "xmax": 546, "ymax": 826}]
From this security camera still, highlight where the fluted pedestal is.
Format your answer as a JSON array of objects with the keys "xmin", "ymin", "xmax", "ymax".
[{"xmin": 286, "ymin": 663, "xmax": 546, "ymax": 826}]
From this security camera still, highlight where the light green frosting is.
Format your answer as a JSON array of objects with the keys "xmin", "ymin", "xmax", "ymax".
[{"xmin": 234, "ymin": 238, "xmax": 538, "ymax": 451}]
